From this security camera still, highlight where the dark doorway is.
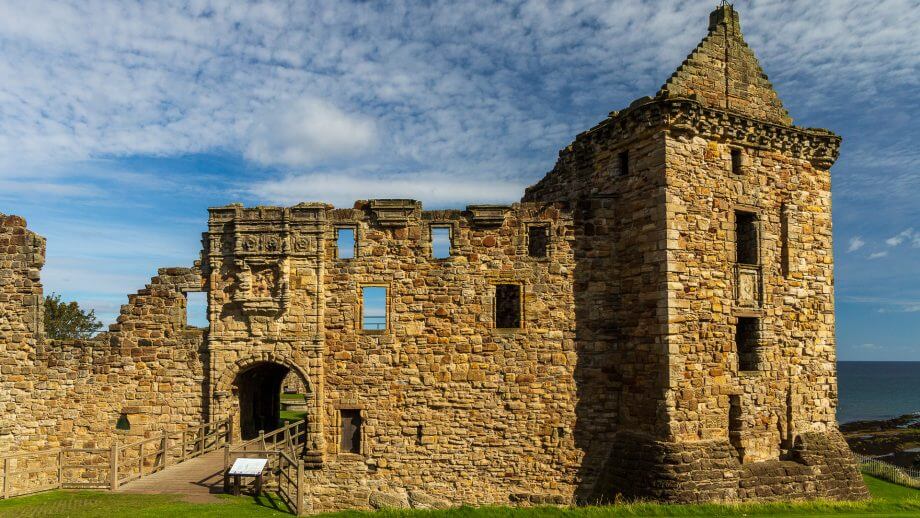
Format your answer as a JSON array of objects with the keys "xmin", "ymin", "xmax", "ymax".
[
  {"xmin": 340, "ymin": 409, "xmax": 363, "ymax": 454},
  {"xmin": 235, "ymin": 362, "xmax": 290, "ymax": 440}
]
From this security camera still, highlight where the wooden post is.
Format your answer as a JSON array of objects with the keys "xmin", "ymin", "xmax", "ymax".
[
  {"xmin": 199, "ymin": 427, "xmax": 205, "ymax": 455},
  {"xmin": 109, "ymin": 444, "xmax": 119, "ymax": 490},
  {"xmin": 227, "ymin": 416, "xmax": 234, "ymax": 446},
  {"xmin": 259, "ymin": 430, "xmax": 266, "ymax": 450},
  {"xmin": 181, "ymin": 431, "xmax": 187, "ymax": 462},
  {"xmin": 57, "ymin": 450, "xmax": 64, "ymax": 488},
  {"xmin": 222, "ymin": 445, "xmax": 231, "ymax": 493},
  {"xmin": 3, "ymin": 457, "xmax": 10, "ymax": 499},
  {"xmin": 138, "ymin": 442, "xmax": 145, "ymax": 478},
  {"xmin": 296, "ymin": 460, "xmax": 305, "ymax": 516}
]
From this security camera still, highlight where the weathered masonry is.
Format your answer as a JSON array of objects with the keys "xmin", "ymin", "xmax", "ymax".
[{"xmin": 0, "ymin": 4, "xmax": 867, "ymax": 510}]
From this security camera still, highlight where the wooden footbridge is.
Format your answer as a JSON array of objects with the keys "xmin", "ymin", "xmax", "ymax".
[{"xmin": 0, "ymin": 418, "xmax": 311, "ymax": 514}]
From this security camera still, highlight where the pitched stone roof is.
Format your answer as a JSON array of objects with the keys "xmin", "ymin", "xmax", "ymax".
[{"xmin": 658, "ymin": 4, "xmax": 792, "ymax": 126}]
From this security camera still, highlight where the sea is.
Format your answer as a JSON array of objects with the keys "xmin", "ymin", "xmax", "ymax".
[{"xmin": 837, "ymin": 361, "xmax": 920, "ymax": 424}]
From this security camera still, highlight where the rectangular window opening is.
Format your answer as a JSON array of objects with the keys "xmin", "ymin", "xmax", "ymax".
[
  {"xmin": 495, "ymin": 284, "xmax": 522, "ymax": 329},
  {"xmin": 336, "ymin": 227, "xmax": 356, "ymax": 259},
  {"xmin": 618, "ymin": 150, "xmax": 629, "ymax": 175},
  {"xmin": 528, "ymin": 225, "xmax": 549, "ymax": 258},
  {"xmin": 736, "ymin": 317, "xmax": 760, "ymax": 372},
  {"xmin": 735, "ymin": 211, "xmax": 759, "ymax": 265},
  {"xmin": 185, "ymin": 291, "xmax": 208, "ymax": 328},
  {"xmin": 431, "ymin": 226, "xmax": 451, "ymax": 259},
  {"xmin": 340, "ymin": 409, "xmax": 362, "ymax": 454},
  {"xmin": 361, "ymin": 286, "xmax": 387, "ymax": 331},
  {"xmin": 731, "ymin": 148, "xmax": 743, "ymax": 175}
]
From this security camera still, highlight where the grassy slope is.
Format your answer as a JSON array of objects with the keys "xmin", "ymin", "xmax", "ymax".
[{"xmin": 0, "ymin": 475, "xmax": 917, "ymax": 518}]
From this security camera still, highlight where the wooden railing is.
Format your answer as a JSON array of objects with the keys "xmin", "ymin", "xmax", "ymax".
[
  {"xmin": 0, "ymin": 416, "xmax": 233, "ymax": 499},
  {"xmin": 224, "ymin": 419, "xmax": 308, "ymax": 515},
  {"xmin": 233, "ymin": 419, "xmax": 307, "ymax": 454}
]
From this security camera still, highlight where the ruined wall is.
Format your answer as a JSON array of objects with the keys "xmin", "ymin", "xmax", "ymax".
[
  {"xmin": 27, "ymin": 267, "xmax": 207, "ymax": 448},
  {"xmin": 0, "ymin": 214, "xmax": 46, "ymax": 451},
  {"xmin": 0, "ymin": 212, "xmax": 207, "ymax": 451}
]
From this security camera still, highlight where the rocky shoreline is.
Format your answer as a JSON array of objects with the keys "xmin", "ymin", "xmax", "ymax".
[{"xmin": 842, "ymin": 413, "xmax": 920, "ymax": 469}]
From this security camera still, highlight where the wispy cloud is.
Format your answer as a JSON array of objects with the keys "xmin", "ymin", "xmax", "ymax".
[
  {"xmin": 868, "ymin": 251, "xmax": 889, "ymax": 259},
  {"xmin": 885, "ymin": 228, "xmax": 920, "ymax": 248},
  {"xmin": 847, "ymin": 236, "xmax": 865, "ymax": 252},
  {"xmin": 1, "ymin": 1, "xmax": 917, "ymax": 198},
  {"xmin": 250, "ymin": 169, "xmax": 526, "ymax": 208}
]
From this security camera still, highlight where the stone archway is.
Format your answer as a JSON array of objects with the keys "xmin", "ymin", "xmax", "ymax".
[
  {"xmin": 235, "ymin": 362, "xmax": 288, "ymax": 439},
  {"xmin": 215, "ymin": 354, "xmax": 313, "ymax": 441}
]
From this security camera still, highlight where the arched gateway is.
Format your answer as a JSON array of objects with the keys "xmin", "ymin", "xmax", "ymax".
[{"xmin": 216, "ymin": 356, "xmax": 312, "ymax": 441}]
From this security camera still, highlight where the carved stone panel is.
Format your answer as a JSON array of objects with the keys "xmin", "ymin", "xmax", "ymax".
[{"xmin": 735, "ymin": 264, "xmax": 762, "ymax": 309}]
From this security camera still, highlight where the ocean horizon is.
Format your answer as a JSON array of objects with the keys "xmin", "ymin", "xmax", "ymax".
[{"xmin": 837, "ymin": 361, "xmax": 920, "ymax": 423}]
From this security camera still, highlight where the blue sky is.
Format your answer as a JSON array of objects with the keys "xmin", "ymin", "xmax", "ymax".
[{"xmin": 0, "ymin": 1, "xmax": 917, "ymax": 360}]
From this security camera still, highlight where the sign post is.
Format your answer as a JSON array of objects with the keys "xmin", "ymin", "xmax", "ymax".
[{"xmin": 227, "ymin": 457, "xmax": 268, "ymax": 496}]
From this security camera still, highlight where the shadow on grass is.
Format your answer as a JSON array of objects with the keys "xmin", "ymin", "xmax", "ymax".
[{"xmin": 250, "ymin": 491, "xmax": 294, "ymax": 514}]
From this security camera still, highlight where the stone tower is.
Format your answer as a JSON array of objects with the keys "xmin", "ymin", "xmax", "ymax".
[{"xmin": 525, "ymin": 3, "xmax": 868, "ymax": 501}]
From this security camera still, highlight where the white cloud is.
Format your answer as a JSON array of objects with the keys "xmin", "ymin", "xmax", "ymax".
[
  {"xmin": 885, "ymin": 228, "xmax": 920, "ymax": 248},
  {"xmin": 868, "ymin": 251, "xmax": 889, "ymax": 259},
  {"xmin": 0, "ymin": 0, "xmax": 916, "ymax": 189},
  {"xmin": 847, "ymin": 236, "xmax": 865, "ymax": 252},
  {"xmin": 244, "ymin": 98, "xmax": 378, "ymax": 168}
]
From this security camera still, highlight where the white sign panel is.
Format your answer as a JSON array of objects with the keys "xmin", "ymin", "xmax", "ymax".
[{"xmin": 228, "ymin": 458, "xmax": 268, "ymax": 476}]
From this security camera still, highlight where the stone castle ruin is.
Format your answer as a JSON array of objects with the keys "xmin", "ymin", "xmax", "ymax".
[{"xmin": 1, "ymin": 5, "xmax": 868, "ymax": 509}]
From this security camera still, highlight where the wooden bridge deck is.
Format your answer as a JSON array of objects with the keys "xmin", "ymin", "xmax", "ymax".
[{"xmin": 116, "ymin": 450, "xmax": 226, "ymax": 503}]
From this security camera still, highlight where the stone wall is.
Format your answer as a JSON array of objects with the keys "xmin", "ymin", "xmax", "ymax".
[
  {"xmin": 0, "ymin": 213, "xmax": 46, "ymax": 451},
  {"xmin": 204, "ymin": 201, "xmax": 603, "ymax": 508},
  {"xmin": 29, "ymin": 267, "xmax": 207, "ymax": 448},
  {"xmin": 603, "ymin": 430, "xmax": 866, "ymax": 502},
  {"xmin": 0, "ymin": 216, "xmax": 207, "ymax": 451}
]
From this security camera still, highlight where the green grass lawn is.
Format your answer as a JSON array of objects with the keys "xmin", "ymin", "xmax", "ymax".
[
  {"xmin": 0, "ymin": 475, "xmax": 916, "ymax": 518},
  {"xmin": 280, "ymin": 409, "xmax": 307, "ymax": 422}
]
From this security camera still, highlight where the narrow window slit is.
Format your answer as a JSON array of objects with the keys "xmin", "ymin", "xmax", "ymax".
[
  {"xmin": 361, "ymin": 286, "xmax": 387, "ymax": 331},
  {"xmin": 735, "ymin": 211, "xmax": 758, "ymax": 265},
  {"xmin": 780, "ymin": 204, "xmax": 790, "ymax": 277},
  {"xmin": 185, "ymin": 291, "xmax": 208, "ymax": 328},
  {"xmin": 618, "ymin": 150, "xmax": 629, "ymax": 175},
  {"xmin": 731, "ymin": 148, "xmax": 743, "ymax": 175},
  {"xmin": 431, "ymin": 226, "xmax": 451, "ymax": 259},
  {"xmin": 736, "ymin": 317, "xmax": 760, "ymax": 372},
  {"xmin": 528, "ymin": 225, "xmax": 549, "ymax": 258},
  {"xmin": 495, "ymin": 284, "xmax": 522, "ymax": 329},
  {"xmin": 336, "ymin": 227, "xmax": 356, "ymax": 259}
]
